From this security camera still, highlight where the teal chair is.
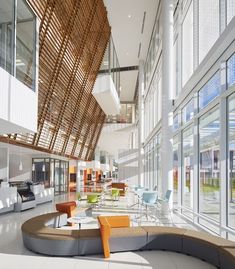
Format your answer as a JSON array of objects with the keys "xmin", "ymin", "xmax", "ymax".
[
  {"xmin": 130, "ymin": 186, "xmax": 148, "ymax": 208},
  {"xmin": 157, "ymin": 190, "xmax": 172, "ymax": 222},
  {"xmin": 141, "ymin": 191, "xmax": 158, "ymax": 220}
]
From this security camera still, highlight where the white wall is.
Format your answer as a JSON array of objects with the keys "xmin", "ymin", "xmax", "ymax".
[
  {"xmin": 0, "ymin": 67, "xmax": 38, "ymax": 134},
  {"xmin": 117, "ymin": 149, "xmax": 138, "ymax": 186},
  {"xmin": 9, "ymin": 154, "xmax": 32, "ymax": 182}
]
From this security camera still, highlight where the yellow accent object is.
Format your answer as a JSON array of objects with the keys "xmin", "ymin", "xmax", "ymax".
[
  {"xmin": 69, "ymin": 166, "xmax": 76, "ymax": 173},
  {"xmin": 97, "ymin": 215, "xmax": 130, "ymax": 258}
]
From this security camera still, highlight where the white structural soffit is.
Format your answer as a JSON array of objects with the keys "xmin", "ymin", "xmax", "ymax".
[
  {"xmin": 92, "ymin": 74, "xmax": 120, "ymax": 115},
  {"xmin": 0, "ymin": 67, "xmax": 38, "ymax": 134}
]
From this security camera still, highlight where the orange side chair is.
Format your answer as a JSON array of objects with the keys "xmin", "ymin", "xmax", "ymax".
[{"xmin": 97, "ymin": 215, "xmax": 130, "ymax": 258}]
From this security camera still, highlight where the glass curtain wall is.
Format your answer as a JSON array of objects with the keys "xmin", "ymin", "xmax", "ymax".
[
  {"xmin": 144, "ymin": 63, "xmax": 162, "ymax": 140},
  {"xmin": 199, "ymin": 108, "xmax": 220, "ymax": 221},
  {"xmin": 16, "ymin": 0, "xmax": 35, "ymax": 89},
  {"xmin": 228, "ymin": 94, "xmax": 235, "ymax": 229},
  {"xmin": 198, "ymin": 0, "xmax": 220, "ymax": 63},
  {"xmin": 0, "ymin": 0, "xmax": 36, "ymax": 90},
  {"xmin": 173, "ymin": 136, "xmax": 179, "ymax": 205},
  {"xmin": 0, "ymin": 0, "xmax": 13, "ymax": 73},
  {"xmin": 144, "ymin": 133, "xmax": 161, "ymax": 190},
  {"xmin": 32, "ymin": 158, "xmax": 69, "ymax": 195},
  {"xmin": 182, "ymin": 126, "xmax": 194, "ymax": 211},
  {"xmin": 182, "ymin": 2, "xmax": 193, "ymax": 86},
  {"xmin": 142, "ymin": 0, "xmax": 235, "ymax": 235},
  {"xmin": 228, "ymin": 55, "xmax": 235, "ymax": 230}
]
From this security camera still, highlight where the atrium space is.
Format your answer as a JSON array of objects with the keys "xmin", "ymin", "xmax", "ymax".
[{"xmin": 0, "ymin": 0, "xmax": 235, "ymax": 268}]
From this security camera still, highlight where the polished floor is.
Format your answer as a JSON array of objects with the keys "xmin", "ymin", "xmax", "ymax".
[{"xmin": 0, "ymin": 192, "xmax": 216, "ymax": 269}]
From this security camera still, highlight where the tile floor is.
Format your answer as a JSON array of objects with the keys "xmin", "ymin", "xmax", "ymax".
[{"xmin": 0, "ymin": 192, "xmax": 216, "ymax": 269}]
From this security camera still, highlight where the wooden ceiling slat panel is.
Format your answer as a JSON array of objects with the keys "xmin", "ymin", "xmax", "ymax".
[{"xmin": 0, "ymin": 0, "xmax": 110, "ymax": 161}]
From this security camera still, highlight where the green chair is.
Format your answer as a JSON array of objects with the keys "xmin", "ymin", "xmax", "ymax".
[
  {"xmin": 77, "ymin": 192, "xmax": 82, "ymax": 201},
  {"xmin": 111, "ymin": 188, "xmax": 120, "ymax": 205},
  {"xmin": 87, "ymin": 194, "xmax": 99, "ymax": 207}
]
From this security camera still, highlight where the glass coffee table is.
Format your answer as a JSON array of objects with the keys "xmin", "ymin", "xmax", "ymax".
[{"xmin": 67, "ymin": 216, "xmax": 95, "ymax": 229}]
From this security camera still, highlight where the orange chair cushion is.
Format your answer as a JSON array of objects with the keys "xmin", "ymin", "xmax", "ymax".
[
  {"xmin": 97, "ymin": 215, "xmax": 130, "ymax": 258},
  {"xmin": 55, "ymin": 201, "xmax": 77, "ymax": 218}
]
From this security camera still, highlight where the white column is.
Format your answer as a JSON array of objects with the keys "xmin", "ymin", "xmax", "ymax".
[
  {"xmin": 160, "ymin": 0, "xmax": 174, "ymax": 205},
  {"xmin": 220, "ymin": 62, "xmax": 228, "ymax": 237},
  {"xmin": 0, "ymin": 147, "xmax": 9, "ymax": 181},
  {"xmin": 138, "ymin": 60, "xmax": 145, "ymax": 187}
]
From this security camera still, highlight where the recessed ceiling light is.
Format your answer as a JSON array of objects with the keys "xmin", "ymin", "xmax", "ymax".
[
  {"xmin": 126, "ymin": 52, "xmax": 129, "ymax": 56},
  {"xmin": 128, "ymin": 14, "xmax": 132, "ymax": 18}
]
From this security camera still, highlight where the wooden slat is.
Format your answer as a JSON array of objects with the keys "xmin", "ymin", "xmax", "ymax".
[{"xmin": 0, "ymin": 0, "xmax": 110, "ymax": 161}]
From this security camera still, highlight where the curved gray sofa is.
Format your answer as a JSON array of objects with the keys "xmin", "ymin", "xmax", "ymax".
[
  {"xmin": 22, "ymin": 212, "xmax": 235, "ymax": 269},
  {"xmin": 21, "ymin": 212, "xmax": 103, "ymax": 256}
]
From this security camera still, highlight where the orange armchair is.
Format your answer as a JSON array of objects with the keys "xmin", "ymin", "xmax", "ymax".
[
  {"xmin": 97, "ymin": 215, "xmax": 130, "ymax": 258},
  {"xmin": 55, "ymin": 201, "xmax": 77, "ymax": 218}
]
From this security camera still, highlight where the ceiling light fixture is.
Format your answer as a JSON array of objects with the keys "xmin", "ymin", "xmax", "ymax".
[{"xmin": 128, "ymin": 14, "xmax": 132, "ymax": 18}]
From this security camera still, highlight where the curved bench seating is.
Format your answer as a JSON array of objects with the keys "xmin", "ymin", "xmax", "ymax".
[
  {"xmin": 22, "ymin": 212, "xmax": 235, "ymax": 268},
  {"xmin": 21, "ymin": 212, "xmax": 102, "ymax": 256}
]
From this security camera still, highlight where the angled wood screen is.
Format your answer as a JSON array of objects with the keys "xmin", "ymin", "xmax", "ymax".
[{"xmin": 1, "ymin": 0, "xmax": 110, "ymax": 160}]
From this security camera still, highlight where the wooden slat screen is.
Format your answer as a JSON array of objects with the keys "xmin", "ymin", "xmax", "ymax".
[{"xmin": 0, "ymin": 0, "xmax": 110, "ymax": 161}]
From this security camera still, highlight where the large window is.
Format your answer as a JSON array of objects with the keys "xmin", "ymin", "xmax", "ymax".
[
  {"xmin": 228, "ymin": 94, "xmax": 235, "ymax": 229},
  {"xmin": 0, "ymin": 0, "xmax": 36, "ymax": 90},
  {"xmin": 16, "ymin": 0, "xmax": 35, "ymax": 89},
  {"xmin": 227, "ymin": 53, "xmax": 235, "ymax": 88},
  {"xmin": 182, "ymin": 2, "xmax": 193, "ymax": 86},
  {"xmin": 173, "ymin": 136, "xmax": 179, "ymax": 205},
  {"xmin": 227, "ymin": 0, "xmax": 235, "ymax": 25},
  {"xmin": 182, "ymin": 126, "xmax": 194, "ymax": 210},
  {"xmin": 199, "ymin": 0, "xmax": 220, "ymax": 63},
  {"xmin": 199, "ymin": 108, "xmax": 220, "ymax": 222},
  {"xmin": 199, "ymin": 71, "xmax": 220, "ymax": 109},
  {"xmin": 0, "ymin": 0, "xmax": 13, "ymax": 73},
  {"xmin": 182, "ymin": 98, "xmax": 194, "ymax": 124}
]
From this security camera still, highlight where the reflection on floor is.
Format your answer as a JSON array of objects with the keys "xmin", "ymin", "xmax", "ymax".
[{"xmin": 0, "ymin": 192, "xmax": 215, "ymax": 269}]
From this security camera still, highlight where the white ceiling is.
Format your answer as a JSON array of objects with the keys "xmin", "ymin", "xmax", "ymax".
[{"xmin": 103, "ymin": 0, "xmax": 159, "ymax": 102}]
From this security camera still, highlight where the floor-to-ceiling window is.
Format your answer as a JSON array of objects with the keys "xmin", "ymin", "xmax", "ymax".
[
  {"xmin": 173, "ymin": 136, "xmax": 179, "ymax": 205},
  {"xmin": 0, "ymin": 0, "xmax": 36, "ymax": 90},
  {"xmin": 198, "ymin": 0, "xmax": 220, "ymax": 63},
  {"xmin": 32, "ymin": 158, "xmax": 69, "ymax": 195},
  {"xmin": 182, "ymin": 1, "xmax": 193, "ymax": 86},
  {"xmin": 199, "ymin": 108, "xmax": 220, "ymax": 222},
  {"xmin": 182, "ymin": 126, "xmax": 194, "ymax": 211},
  {"xmin": 227, "ymin": 53, "xmax": 235, "ymax": 230},
  {"xmin": 228, "ymin": 93, "xmax": 235, "ymax": 230},
  {"xmin": 0, "ymin": 0, "xmax": 13, "ymax": 73}
]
